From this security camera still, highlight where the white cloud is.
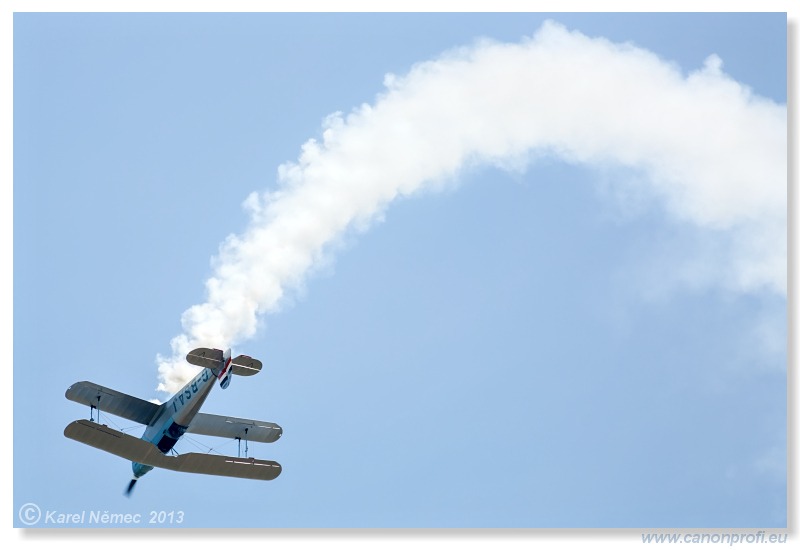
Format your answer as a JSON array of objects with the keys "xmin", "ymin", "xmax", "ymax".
[{"xmin": 156, "ymin": 21, "xmax": 786, "ymax": 393}]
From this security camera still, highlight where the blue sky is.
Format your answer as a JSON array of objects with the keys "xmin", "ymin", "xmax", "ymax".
[{"xmin": 10, "ymin": 9, "xmax": 790, "ymax": 535}]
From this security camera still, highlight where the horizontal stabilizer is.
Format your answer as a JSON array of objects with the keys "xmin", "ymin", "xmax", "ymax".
[
  {"xmin": 186, "ymin": 348, "xmax": 224, "ymax": 370},
  {"xmin": 65, "ymin": 381, "xmax": 161, "ymax": 426},
  {"xmin": 231, "ymin": 355, "xmax": 262, "ymax": 376},
  {"xmin": 64, "ymin": 420, "xmax": 281, "ymax": 481},
  {"xmin": 187, "ymin": 412, "xmax": 282, "ymax": 443}
]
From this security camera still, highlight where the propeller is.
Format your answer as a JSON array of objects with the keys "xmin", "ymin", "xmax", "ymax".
[{"xmin": 125, "ymin": 478, "xmax": 138, "ymax": 497}]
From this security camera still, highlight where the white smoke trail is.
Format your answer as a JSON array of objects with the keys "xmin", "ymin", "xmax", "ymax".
[{"xmin": 156, "ymin": 21, "xmax": 786, "ymax": 393}]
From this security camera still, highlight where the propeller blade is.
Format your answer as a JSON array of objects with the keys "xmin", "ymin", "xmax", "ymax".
[{"xmin": 125, "ymin": 478, "xmax": 138, "ymax": 497}]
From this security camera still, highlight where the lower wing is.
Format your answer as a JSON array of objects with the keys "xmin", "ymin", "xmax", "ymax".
[{"xmin": 64, "ymin": 420, "xmax": 281, "ymax": 481}]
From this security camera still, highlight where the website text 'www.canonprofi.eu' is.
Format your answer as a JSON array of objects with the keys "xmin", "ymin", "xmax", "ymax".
[{"xmin": 641, "ymin": 532, "xmax": 788, "ymax": 545}]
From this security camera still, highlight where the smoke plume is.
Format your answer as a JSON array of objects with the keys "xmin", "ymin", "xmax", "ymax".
[{"xmin": 156, "ymin": 21, "xmax": 786, "ymax": 393}]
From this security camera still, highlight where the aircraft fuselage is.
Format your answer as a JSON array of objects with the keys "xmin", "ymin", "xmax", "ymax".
[{"xmin": 132, "ymin": 365, "xmax": 223, "ymax": 478}]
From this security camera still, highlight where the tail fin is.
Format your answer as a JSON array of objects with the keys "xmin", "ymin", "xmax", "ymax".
[{"xmin": 218, "ymin": 348, "xmax": 233, "ymax": 389}]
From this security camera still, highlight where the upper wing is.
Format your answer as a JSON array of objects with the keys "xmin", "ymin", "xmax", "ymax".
[
  {"xmin": 65, "ymin": 381, "xmax": 161, "ymax": 426},
  {"xmin": 186, "ymin": 412, "xmax": 282, "ymax": 443},
  {"xmin": 64, "ymin": 420, "xmax": 281, "ymax": 481}
]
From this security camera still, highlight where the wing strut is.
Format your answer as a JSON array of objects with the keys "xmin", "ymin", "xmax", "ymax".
[
  {"xmin": 236, "ymin": 428, "xmax": 250, "ymax": 458},
  {"xmin": 89, "ymin": 399, "xmax": 101, "ymax": 424}
]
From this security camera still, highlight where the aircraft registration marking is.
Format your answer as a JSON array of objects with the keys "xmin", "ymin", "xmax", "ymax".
[{"xmin": 172, "ymin": 369, "xmax": 210, "ymax": 412}]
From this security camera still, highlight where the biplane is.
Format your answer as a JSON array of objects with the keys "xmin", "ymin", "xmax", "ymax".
[{"xmin": 63, "ymin": 348, "xmax": 282, "ymax": 495}]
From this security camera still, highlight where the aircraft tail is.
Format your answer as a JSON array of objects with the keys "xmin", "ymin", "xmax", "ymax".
[
  {"xmin": 185, "ymin": 347, "xmax": 232, "ymax": 388},
  {"xmin": 185, "ymin": 347, "xmax": 263, "ymax": 390}
]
